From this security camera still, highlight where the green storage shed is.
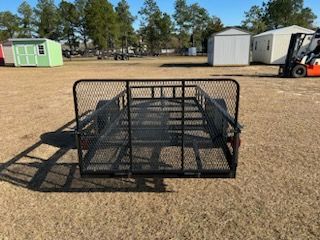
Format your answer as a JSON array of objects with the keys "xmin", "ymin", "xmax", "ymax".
[{"xmin": 9, "ymin": 38, "xmax": 63, "ymax": 67}]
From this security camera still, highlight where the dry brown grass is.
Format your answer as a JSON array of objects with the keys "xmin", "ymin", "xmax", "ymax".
[{"xmin": 0, "ymin": 56, "xmax": 319, "ymax": 240}]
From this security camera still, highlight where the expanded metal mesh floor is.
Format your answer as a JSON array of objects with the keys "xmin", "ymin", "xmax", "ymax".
[{"xmin": 83, "ymin": 98, "xmax": 230, "ymax": 174}]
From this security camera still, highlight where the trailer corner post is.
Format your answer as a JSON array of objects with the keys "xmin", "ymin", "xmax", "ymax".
[
  {"xmin": 231, "ymin": 132, "xmax": 240, "ymax": 178},
  {"xmin": 126, "ymin": 81, "xmax": 133, "ymax": 173},
  {"xmin": 73, "ymin": 82, "xmax": 84, "ymax": 175},
  {"xmin": 181, "ymin": 80, "xmax": 185, "ymax": 171}
]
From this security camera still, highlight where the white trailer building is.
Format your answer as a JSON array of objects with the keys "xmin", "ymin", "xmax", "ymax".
[
  {"xmin": 252, "ymin": 25, "xmax": 315, "ymax": 65},
  {"xmin": 207, "ymin": 28, "xmax": 251, "ymax": 66}
]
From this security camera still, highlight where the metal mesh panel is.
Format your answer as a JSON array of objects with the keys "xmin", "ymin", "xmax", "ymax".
[
  {"xmin": 184, "ymin": 80, "xmax": 239, "ymax": 172},
  {"xmin": 73, "ymin": 79, "xmax": 241, "ymax": 177},
  {"xmin": 129, "ymin": 81, "xmax": 182, "ymax": 172},
  {"xmin": 74, "ymin": 81, "xmax": 129, "ymax": 174}
]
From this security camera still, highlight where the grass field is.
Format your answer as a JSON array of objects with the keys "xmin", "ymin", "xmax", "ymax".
[{"xmin": 0, "ymin": 56, "xmax": 319, "ymax": 239}]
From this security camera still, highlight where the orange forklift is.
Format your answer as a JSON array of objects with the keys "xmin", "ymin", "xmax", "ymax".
[{"xmin": 279, "ymin": 28, "xmax": 320, "ymax": 78}]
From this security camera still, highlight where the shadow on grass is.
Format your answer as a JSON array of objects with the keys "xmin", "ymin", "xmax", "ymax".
[
  {"xmin": 0, "ymin": 118, "xmax": 168, "ymax": 193},
  {"xmin": 211, "ymin": 74, "xmax": 279, "ymax": 78},
  {"xmin": 161, "ymin": 63, "xmax": 210, "ymax": 68}
]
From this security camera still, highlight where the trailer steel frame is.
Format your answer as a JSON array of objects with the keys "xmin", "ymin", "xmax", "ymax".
[{"xmin": 73, "ymin": 79, "xmax": 242, "ymax": 178}]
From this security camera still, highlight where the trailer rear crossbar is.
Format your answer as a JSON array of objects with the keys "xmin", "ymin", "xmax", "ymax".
[{"xmin": 73, "ymin": 79, "xmax": 241, "ymax": 178}]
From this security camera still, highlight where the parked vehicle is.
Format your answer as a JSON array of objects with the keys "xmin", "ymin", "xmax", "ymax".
[
  {"xmin": 113, "ymin": 53, "xmax": 129, "ymax": 61},
  {"xmin": 279, "ymin": 28, "xmax": 320, "ymax": 78}
]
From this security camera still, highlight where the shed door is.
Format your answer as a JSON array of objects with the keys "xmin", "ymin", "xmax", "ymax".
[{"xmin": 16, "ymin": 45, "xmax": 37, "ymax": 66}]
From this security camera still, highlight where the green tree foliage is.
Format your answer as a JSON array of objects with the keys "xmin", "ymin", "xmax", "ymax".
[
  {"xmin": 297, "ymin": 8, "xmax": 318, "ymax": 29},
  {"xmin": 242, "ymin": 5, "xmax": 267, "ymax": 34},
  {"xmin": 173, "ymin": 0, "xmax": 191, "ymax": 33},
  {"xmin": 202, "ymin": 16, "xmax": 224, "ymax": 51},
  {"xmin": 34, "ymin": 0, "xmax": 60, "ymax": 40},
  {"xmin": 59, "ymin": 1, "xmax": 79, "ymax": 50},
  {"xmin": 242, "ymin": 0, "xmax": 317, "ymax": 34},
  {"xmin": 139, "ymin": 0, "xmax": 173, "ymax": 54},
  {"xmin": 157, "ymin": 13, "xmax": 174, "ymax": 50},
  {"xmin": 138, "ymin": 0, "xmax": 161, "ymax": 54},
  {"xmin": 206, "ymin": 16, "xmax": 224, "ymax": 35},
  {"xmin": 115, "ymin": 0, "xmax": 136, "ymax": 50},
  {"xmin": 74, "ymin": 0, "xmax": 89, "ymax": 49},
  {"xmin": 17, "ymin": 1, "xmax": 33, "ymax": 37},
  {"xmin": 173, "ymin": 0, "xmax": 223, "ymax": 51},
  {"xmin": 189, "ymin": 3, "xmax": 211, "ymax": 48},
  {"xmin": 84, "ymin": 0, "xmax": 118, "ymax": 50},
  {"xmin": 263, "ymin": 0, "xmax": 316, "ymax": 29},
  {"xmin": 173, "ymin": 0, "xmax": 191, "ymax": 49},
  {"xmin": 0, "ymin": 11, "xmax": 19, "ymax": 41},
  {"xmin": 139, "ymin": 0, "xmax": 160, "ymax": 24}
]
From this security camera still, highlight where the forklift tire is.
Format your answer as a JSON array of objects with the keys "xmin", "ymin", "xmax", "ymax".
[{"xmin": 292, "ymin": 65, "xmax": 307, "ymax": 78}]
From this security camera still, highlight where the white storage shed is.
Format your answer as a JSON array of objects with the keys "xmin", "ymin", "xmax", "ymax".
[
  {"xmin": 2, "ymin": 41, "xmax": 14, "ymax": 66},
  {"xmin": 252, "ymin": 25, "xmax": 315, "ymax": 65},
  {"xmin": 188, "ymin": 47, "xmax": 197, "ymax": 56},
  {"xmin": 207, "ymin": 28, "xmax": 251, "ymax": 66}
]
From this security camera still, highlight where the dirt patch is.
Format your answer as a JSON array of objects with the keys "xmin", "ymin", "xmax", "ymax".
[{"xmin": 0, "ymin": 57, "xmax": 319, "ymax": 239}]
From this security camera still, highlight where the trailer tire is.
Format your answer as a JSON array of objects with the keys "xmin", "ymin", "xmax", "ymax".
[
  {"xmin": 205, "ymin": 99, "xmax": 228, "ymax": 146},
  {"xmin": 95, "ymin": 100, "xmax": 120, "ymax": 133},
  {"xmin": 292, "ymin": 65, "xmax": 307, "ymax": 78}
]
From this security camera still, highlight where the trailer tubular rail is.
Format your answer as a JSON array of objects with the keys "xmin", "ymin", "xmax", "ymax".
[{"xmin": 73, "ymin": 79, "xmax": 242, "ymax": 178}]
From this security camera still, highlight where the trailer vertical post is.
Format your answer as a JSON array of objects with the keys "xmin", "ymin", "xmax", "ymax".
[
  {"xmin": 181, "ymin": 80, "xmax": 185, "ymax": 171},
  {"xmin": 231, "ymin": 132, "xmax": 240, "ymax": 178},
  {"xmin": 126, "ymin": 81, "xmax": 133, "ymax": 173},
  {"xmin": 73, "ymin": 84, "xmax": 84, "ymax": 175}
]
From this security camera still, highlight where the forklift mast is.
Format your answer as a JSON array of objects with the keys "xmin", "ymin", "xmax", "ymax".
[
  {"xmin": 281, "ymin": 29, "xmax": 320, "ymax": 77},
  {"xmin": 282, "ymin": 33, "xmax": 308, "ymax": 76}
]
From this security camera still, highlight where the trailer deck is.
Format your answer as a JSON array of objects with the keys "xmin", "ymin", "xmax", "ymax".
[{"xmin": 73, "ymin": 79, "xmax": 241, "ymax": 178}]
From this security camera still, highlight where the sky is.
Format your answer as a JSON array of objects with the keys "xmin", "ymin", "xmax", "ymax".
[{"xmin": 0, "ymin": 0, "xmax": 319, "ymax": 29}]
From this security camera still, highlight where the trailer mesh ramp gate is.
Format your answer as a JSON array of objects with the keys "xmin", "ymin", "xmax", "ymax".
[{"xmin": 73, "ymin": 79, "xmax": 241, "ymax": 178}]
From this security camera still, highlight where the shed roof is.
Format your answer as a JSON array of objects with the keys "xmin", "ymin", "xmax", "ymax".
[
  {"xmin": 254, "ymin": 25, "xmax": 314, "ymax": 37},
  {"xmin": 9, "ymin": 38, "xmax": 48, "ymax": 42},
  {"xmin": 1, "ymin": 41, "xmax": 13, "ymax": 46},
  {"xmin": 212, "ymin": 27, "xmax": 251, "ymax": 37}
]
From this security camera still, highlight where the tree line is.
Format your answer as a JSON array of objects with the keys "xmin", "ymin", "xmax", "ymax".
[
  {"xmin": 0, "ymin": 0, "xmax": 317, "ymax": 54},
  {"xmin": 0, "ymin": 0, "xmax": 223, "ymax": 54},
  {"xmin": 242, "ymin": 0, "xmax": 317, "ymax": 34}
]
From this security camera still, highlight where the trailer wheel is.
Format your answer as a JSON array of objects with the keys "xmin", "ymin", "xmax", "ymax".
[
  {"xmin": 205, "ymin": 99, "xmax": 228, "ymax": 146},
  {"xmin": 292, "ymin": 65, "xmax": 307, "ymax": 78},
  {"xmin": 96, "ymin": 100, "xmax": 109, "ymax": 133},
  {"xmin": 95, "ymin": 100, "xmax": 120, "ymax": 133}
]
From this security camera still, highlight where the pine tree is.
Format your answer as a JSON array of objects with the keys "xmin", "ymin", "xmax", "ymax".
[
  {"xmin": 115, "ymin": 0, "xmax": 136, "ymax": 51},
  {"xmin": 84, "ymin": 0, "xmax": 118, "ymax": 51},
  {"xmin": 59, "ymin": 1, "xmax": 79, "ymax": 51},
  {"xmin": 75, "ymin": 0, "xmax": 89, "ymax": 50},
  {"xmin": 17, "ymin": 1, "xmax": 33, "ymax": 37},
  {"xmin": 0, "ymin": 11, "xmax": 19, "ymax": 41},
  {"xmin": 34, "ymin": 0, "xmax": 60, "ymax": 40}
]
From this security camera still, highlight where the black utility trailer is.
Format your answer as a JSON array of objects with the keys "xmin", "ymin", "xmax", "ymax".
[
  {"xmin": 114, "ymin": 53, "xmax": 129, "ymax": 61},
  {"xmin": 73, "ymin": 79, "xmax": 242, "ymax": 178}
]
